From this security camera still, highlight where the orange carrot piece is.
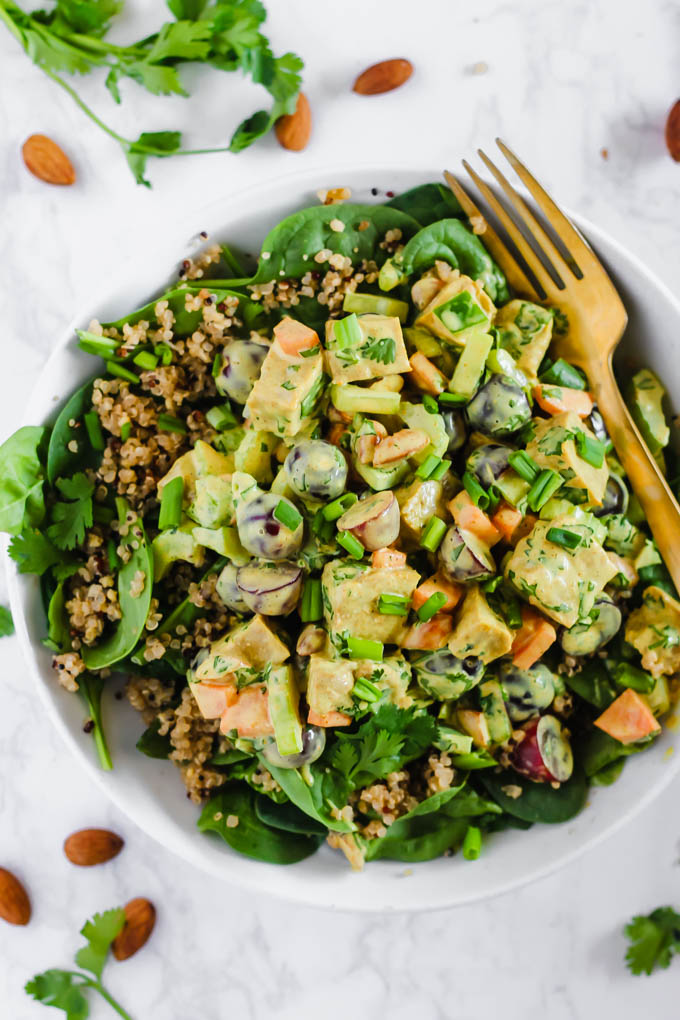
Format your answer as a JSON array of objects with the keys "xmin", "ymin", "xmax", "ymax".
[
  {"xmin": 594, "ymin": 688, "xmax": 661, "ymax": 745},
  {"xmin": 533, "ymin": 383, "xmax": 593, "ymax": 418},
  {"xmin": 220, "ymin": 685, "xmax": 275, "ymax": 738},
  {"xmin": 192, "ymin": 681, "xmax": 237, "ymax": 720},
  {"xmin": 274, "ymin": 316, "xmax": 320, "ymax": 356},
  {"xmin": 511, "ymin": 607, "xmax": 557, "ymax": 670},
  {"xmin": 401, "ymin": 614, "xmax": 453, "ymax": 650},
  {"xmin": 371, "ymin": 547, "xmax": 407, "ymax": 568},
  {"xmin": 491, "ymin": 501, "xmax": 524, "ymax": 543},
  {"xmin": 412, "ymin": 574, "xmax": 464, "ymax": 613},
  {"xmin": 408, "ymin": 352, "xmax": 447, "ymax": 395},
  {"xmin": 308, "ymin": 709, "xmax": 352, "ymax": 727},
  {"xmin": 448, "ymin": 490, "xmax": 501, "ymax": 546}
]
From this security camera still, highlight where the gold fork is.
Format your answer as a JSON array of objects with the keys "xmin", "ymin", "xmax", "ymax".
[{"xmin": 444, "ymin": 140, "xmax": 680, "ymax": 590}]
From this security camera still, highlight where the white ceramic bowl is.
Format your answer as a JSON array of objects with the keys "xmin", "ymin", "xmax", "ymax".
[{"xmin": 8, "ymin": 165, "xmax": 680, "ymax": 912}]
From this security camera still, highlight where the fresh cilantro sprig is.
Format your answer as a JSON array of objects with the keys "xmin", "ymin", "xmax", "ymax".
[
  {"xmin": 0, "ymin": 604, "xmax": 14, "ymax": 637},
  {"xmin": 0, "ymin": 0, "xmax": 304, "ymax": 185},
  {"xmin": 624, "ymin": 906, "xmax": 680, "ymax": 975},
  {"xmin": 47, "ymin": 473, "xmax": 95, "ymax": 551},
  {"xmin": 25, "ymin": 907, "xmax": 134, "ymax": 1019},
  {"xmin": 330, "ymin": 704, "xmax": 436, "ymax": 790}
]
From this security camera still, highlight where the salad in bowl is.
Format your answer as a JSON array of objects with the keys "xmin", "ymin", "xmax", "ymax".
[{"xmin": 2, "ymin": 179, "xmax": 677, "ymax": 873}]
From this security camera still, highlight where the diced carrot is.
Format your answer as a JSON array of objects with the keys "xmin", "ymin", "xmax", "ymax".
[
  {"xmin": 220, "ymin": 685, "xmax": 275, "ymax": 738},
  {"xmin": 412, "ymin": 574, "xmax": 464, "ymax": 613},
  {"xmin": 328, "ymin": 423, "xmax": 348, "ymax": 447},
  {"xmin": 594, "ymin": 688, "xmax": 661, "ymax": 745},
  {"xmin": 373, "ymin": 428, "xmax": 430, "ymax": 466},
  {"xmin": 491, "ymin": 501, "xmax": 524, "ymax": 543},
  {"xmin": 511, "ymin": 606, "xmax": 557, "ymax": 670},
  {"xmin": 401, "ymin": 614, "xmax": 453, "ymax": 650},
  {"xmin": 308, "ymin": 709, "xmax": 352, "ymax": 727},
  {"xmin": 408, "ymin": 352, "xmax": 447, "ymax": 395},
  {"xmin": 191, "ymin": 680, "xmax": 237, "ymax": 720},
  {"xmin": 457, "ymin": 709, "xmax": 490, "ymax": 748},
  {"xmin": 448, "ymin": 490, "xmax": 501, "ymax": 547},
  {"xmin": 371, "ymin": 547, "xmax": 407, "ymax": 568},
  {"xmin": 273, "ymin": 316, "xmax": 319, "ymax": 356},
  {"xmin": 533, "ymin": 383, "xmax": 593, "ymax": 418}
]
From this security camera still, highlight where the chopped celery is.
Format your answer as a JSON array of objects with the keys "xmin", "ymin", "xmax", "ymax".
[
  {"xmin": 403, "ymin": 326, "xmax": 443, "ymax": 357},
  {"xmin": 343, "ymin": 292, "xmax": 409, "ymax": 323},
  {"xmin": 448, "ymin": 331, "xmax": 493, "ymax": 399},
  {"xmin": 268, "ymin": 665, "xmax": 303, "ymax": 756},
  {"xmin": 331, "ymin": 383, "xmax": 401, "ymax": 415},
  {"xmin": 486, "ymin": 348, "xmax": 528, "ymax": 390}
]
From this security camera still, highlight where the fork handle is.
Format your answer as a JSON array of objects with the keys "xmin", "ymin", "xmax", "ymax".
[{"xmin": 592, "ymin": 361, "xmax": 680, "ymax": 590}]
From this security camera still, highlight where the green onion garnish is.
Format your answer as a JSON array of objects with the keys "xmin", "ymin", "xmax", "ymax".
[
  {"xmin": 300, "ymin": 578, "xmax": 323, "ymax": 622},
  {"xmin": 158, "ymin": 476, "xmax": 184, "ymax": 530},
  {"xmin": 333, "ymin": 313, "xmax": 362, "ymax": 349},
  {"xmin": 120, "ymin": 421, "xmax": 131, "ymax": 442},
  {"xmin": 157, "ymin": 413, "xmax": 187, "ymax": 434},
  {"xmin": 508, "ymin": 450, "xmax": 540, "ymax": 483},
  {"xmin": 83, "ymin": 411, "xmax": 104, "ymax": 451},
  {"xmin": 422, "ymin": 394, "xmax": 439, "ymax": 414},
  {"xmin": 312, "ymin": 509, "xmax": 336, "ymax": 542},
  {"xmin": 378, "ymin": 593, "xmax": 410, "ymax": 616},
  {"xmin": 211, "ymin": 352, "xmax": 222, "ymax": 378},
  {"xmin": 416, "ymin": 455, "xmax": 442, "ymax": 480},
  {"xmin": 417, "ymin": 591, "xmax": 447, "ymax": 621},
  {"xmin": 575, "ymin": 431, "xmax": 605, "ymax": 468},
  {"xmin": 352, "ymin": 676, "xmax": 383, "ymax": 703},
  {"xmin": 462, "ymin": 825, "xmax": 482, "ymax": 861},
  {"xmin": 106, "ymin": 361, "xmax": 140, "ymax": 384},
  {"xmin": 206, "ymin": 404, "xmax": 237, "ymax": 431},
  {"xmin": 527, "ymin": 469, "xmax": 563, "ymax": 511},
  {"xmin": 274, "ymin": 499, "xmax": 303, "ymax": 532},
  {"xmin": 611, "ymin": 662, "xmax": 655, "ymax": 694},
  {"xmin": 420, "ymin": 516, "xmax": 447, "ymax": 552},
  {"xmin": 430, "ymin": 458, "xmax": 452, "ymax": 481},
  {"xmin": 462, "ymin": 471, "xmax": 490, "ymax": 509},
  {"xmin": 540, "ymin": 358, "xmax": 587, "ymax": 390},
  {"xmin": 337, "ymin": 530, "xmax": 364, "ymax": 559},
  {"xmin": 155, "ymin": 343, "xmax": 173, "ymax": 366},
  {"xmin": 546, "ymin": 526, "xmax": 582, "ymax": 550},
  {"xmin": 346, "ymin": 636, "xmax": 383, "ymax": 660},
  {"xmin": 322, "ymin": 492, "xmax": 358, "ymax": 521},
  {"xmin": 133, "ymin": 350, "xmax": 159, "ymax": 371},
  {"xmin": 438, "ymin": 392, "xmax": 468, "ymax": 406},
  {"xmin": 77, "ymin": 330, "xmax": 120, "ymax": 358}
]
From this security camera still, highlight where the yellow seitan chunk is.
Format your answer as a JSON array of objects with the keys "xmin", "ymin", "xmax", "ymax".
[
  {"xmin": 321, "ymin": 559, "xmax": 420, "ymax": 644},
  {"xmin": 415, "ymin": 272, "xmax": 495, "ymax": 346},
  {"xmin": 245, "ymin": 339, "xmax": 324, "ymax": 437},
  {"xmin": 504, "ymin": 513, "xmax": 617, "ymax": 628},
  {"xmin": 448, "ymin": 585, "xmax": 514, "ymax": 664},
  {"xmin": 526, "ymin": 410, "xmax": 608, "ymax": 505},
  {"xmin": 395, "ymin": 477, "xmax": 447, "ymax": 543},
  {"xmin": 625, "ymin": 585, "xmax": 680, "ymax": 678},
  {"xmin": 307, "ymin": 654, "xmax": 355, "ymax": 716},
  {"xmin": 324, "ymin": 313, "xmax": 410, "ymax": 384},
  {"xmin": 353, "ymin": 655, "xmax": 413, "ymax": 708},
  {"xmin": 194, "ymin": 615, "xmax": 289, "ymax": 682},
  {"xmin": 494, "ymin": 300, "xmax": 553, "ymax": 379}
]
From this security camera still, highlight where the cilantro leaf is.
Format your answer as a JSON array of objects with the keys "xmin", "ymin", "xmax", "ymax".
[
  {"xmin": 361, "ymin": 336, "xmax": 396, "ymax": 365},
  {"xmin": 25, "ymin": 970, "xmax": 90, "ymax": 1020},
  {"xmin": 75, "ymin": 908, "xmax": 126, "ymax": 980},
  {"xmin": 145, "ymin": 19, "xmax": 213, "ymax": 63},
  {"xmin": 0, "ymin": 605, "xmax": 14, "ymax": 638},
  {"xmin": 52, "ymin": 0, "xmax": 123, "ymax": 37},
  {"xmin": 47, "ymin": 473, "xmax": 94, "ymax": 551},
  {"xmin": 167, "ymin": 0, "xmax": 210, "ymax": 19},
  {"xmin": 124, "ymin": 130, "xmax": 183, "ymax": 187},
  {"xmin": 330, "ymin": 706, "xmax": 436, "ymax": 790},
  {"xmin": 8, "ymin": 528, "xmax": 66, "ymax": 574},
  {"xmin": 124, "ymin": 62, "xmax": 187, "ymax": 98},
  {"xmin": 625, "ymin": 907, "xmax": 680, "ymax": 975}
]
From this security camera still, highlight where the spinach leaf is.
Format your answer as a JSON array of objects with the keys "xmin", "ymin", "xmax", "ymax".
[
  {"xmin": 102, "ymin": 286, "xmax": 266, "ymax": 336},
  {"xmin": 439, "ymin": 787, "xmax": 503, "ymax": 819},
  {"xmin": 590, "ymin": 757, "xmax": 626, "ymax": 787},
  {"xmin": 577, "ymin": 728, "xmax": 653, "ymax": 778},
  {"xmin": 258, "ymin": 757, "xmax": 354, "ymax": 833},
  {"xmin": 478, "ymin": 767, "xmax": 588, "ymax": 824},
  {"xmin": 365, "ymin": 811, "xmax": 470, "ymax": 863},
  {"xmin": 136, "ymin": 717, "xmax": 172, "ymax": 759},
  {"xmin": 395, "ymin": 218, "xmax": 509, "ymax": 302},
  {"xmin": 0, "ymin": 425, "xmax": 48, "ymax": 535},
  {"xmin": 564, "ymin": 661, "xmax": 617, "ymax": 709},
  {"xmin": 47, "ymin": 582, "xmax": 70, "ymax": 651},
  {"xmin": 198, "ymin": 783, "xmax": 323, "ymax": 864},
  {"xmin": 386, "ymin": 182, "xmax": 462, "ymax": 226},
  {"xmin": 228, "ymin": 756, "xmax": 288, "ymax": 803},
  {"xmin": 211, "ymin": 748, "xmax": 252, "ymax": 766},
  {"xmin": 78, "ymin": 673, "xmax": 112, "ymax": 770},
  {"xmin": 82, "ymin": 513, "xmax": 153, "ymax": 670},
  {"xmin": 254, "ymin": 796, "xmax": 327, "ymax": 837},
  {"xmin": 450, "ymin": 749, "xmax": 498, "ymax": 770},
  {"xmin": 46, "ymin": 379, "xmax": 98, "ymax": 485}
]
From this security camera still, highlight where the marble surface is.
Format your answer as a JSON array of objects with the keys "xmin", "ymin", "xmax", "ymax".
[{"xmin": 1, "ymin": 0, "xmax": 680, "ymax": 1015}]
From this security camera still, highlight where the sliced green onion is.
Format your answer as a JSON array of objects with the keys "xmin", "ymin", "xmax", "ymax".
[
  {"xmin": 416, "ymin": 455, "xmax": 442, "ymax": 480},
  {"xmin": 133, "ymin": 350, "xmax": 159, "ymax": 371},
  {"xmin": 106, "ymin": 537, "xmax": 119, "ymax": 572},
  {"xmin": 274, "ymin": 499, "xmax": 303, "ymax": 532},
  {"xmin": 77, "ymin": 330, "xmax": 120, "ymax": 358},
  {"xmin": 83, "ymin": 411, "xmax": 104, "ymax": 451},
  {"xmin": 417, "ymin": 591, "xmax": 447, "ymax": 621},
  {"xmin": 462, "ymin": 471, "xmax": 490, "ymax": 510},
  {"xmin": 352, "ymin": 676, "xmax": 383, "ymax": 703},
  {"xmin": 346, "ymin": 636, "xmax": 383, "ymax": 660},
  {"xmin": 337, "ymin": 530, "xmax": 365, "ymax": 559},
  {"xmin": 300, "ymin": 578, "xmax": 322, "ymax": 622},
  {"xmin": 322, "ymin": 492, "xmax": 357, "ymax": 521},
  {"xmin": 462, "ymin": 825, "xmax": 482, "ymax": 861},
  {"xmin": 430, "ymin": 459, "xmax": 452, "ymax": 481},
  {"xmin": 527, "ymin": 469, "xmax": 563, "ymax": 511},
  {"xmin": 312, "ymin": 508, "xmax": 336, "ymax": 542},
  {"xmin": 508, "ymin": 450, "xmax": 540, "ymax": 483},
  {"xmin": 120, "ymin": 421, "xmax": 131, "ymax": 442},
  {"xmin": 575, "ymin": 431, "xmax": 605, "ymax": 468},
  {"xmin": 612, "ymin": 662, "xmax": 655, "ymax": 694},
  {"xmin": 158, "ymin": 476, "xmax": 184, "ymax": 530},
  {"xmin": 546, "ymin": 526, "xmax": 582, "ymax": 550},
  {"xmin": 206, "ymin": 404, "xmax": 237, "ymax": 431},
  {"xmin": 481, "ymin": 575, "xmax": 504, "ymax": 593},
  {"xmin": 106, "ymin": 361, "xmax": 140, "ymax": 384},
  {"xmin": 438, "ymin": 392, "xmax": 468, "ymax": 406},
  {"xmin": 378, "ymin": 593, "xmax": 410, "ymax": 616},
  {"xmin": 422, "ymin": 394, "xmax": 439, "ymax": 414},
  {"xmin": 212, "ymin": 352, "xmax": 222, "ymax": 378},
  {"xmin": 540, "ymin": 358, "xmax": 587, "ymax": 390},
  {"xmin": 486, "ymin": 485, "xmax": 501, "ymax": 515},
  {"xmin": 420, "ymin": 515, "xmax": 447, "ymax": 552},
  {"xmin": 155, "ymin": 343, "xmax": 173, "ymax": 366},
  {"xmin": 333, "ymin": 313, "xmax": 362, "ymax": 349},
  {"xmin": 158, "ymin": 413, "xmax": 187, "ymax": 434}
]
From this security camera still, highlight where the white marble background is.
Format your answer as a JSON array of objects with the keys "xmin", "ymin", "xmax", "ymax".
[{"xmin": 2, "ymin": 0, "xmax": 680, "ymax": 1016}]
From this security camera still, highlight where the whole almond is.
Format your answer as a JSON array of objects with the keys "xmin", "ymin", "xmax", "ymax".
[
  {"xmin": 0, "ymin": 868, "xmax": 31, "ymax": 926},
  {"xmin": 112, "ymin": 898, "xmax": 156, "ymax": 961},
  {"xmin": 353, "ymin": 59, "xmax": 413, "ymax": 96},
  {"xmin": 275, "ymin": 92, "xmax": 312, "ymax": 151},
  {"xmin": 666, "ymin": 99, "xmax": 680, "ymax": 162},
  {"xmin": 64, "ymin": 828, "xmax": 124, "ymax": 867},
  {"xmin": 22, "ymin": 134, "xmax": 76, "ymax": 185}
]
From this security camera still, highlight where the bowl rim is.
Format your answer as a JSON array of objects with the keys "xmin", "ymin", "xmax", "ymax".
[{"xmin": 7, "ymin": 161, "xmax": 680, "ymax": 913}]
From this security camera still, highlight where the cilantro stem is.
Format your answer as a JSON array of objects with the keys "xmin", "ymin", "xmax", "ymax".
[
  {"xmin": 89, "ymin": 980, "xmax": 135, "ymax": 1020},
  {"xmin": 41, "ymin": 66, "xmax": 130, "ymax": 145}
]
